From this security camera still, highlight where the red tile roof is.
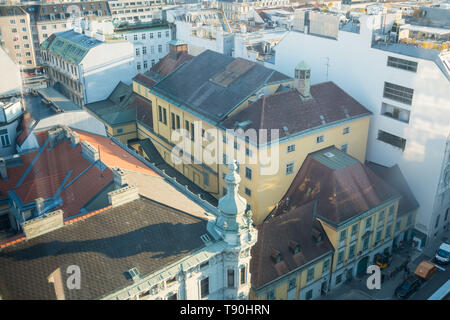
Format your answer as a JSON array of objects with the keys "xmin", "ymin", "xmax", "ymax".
[
  {"xmin": 0, "ymin": 130, "xmax": 115, "ymax": 219},
  {"xmin": 251, "ymin": 201, "xmax": 334, "ymax": 289},
  {"xmin": 272, "ymin": 147, "xmax": 400, "ymax": 226},
  {"xmin": 223, "ymin": 82, "xmax": 372, "ymax": 143},
  {"xmin": 74, "ymin": 130, "xmax": 159, "ymax": 177}
]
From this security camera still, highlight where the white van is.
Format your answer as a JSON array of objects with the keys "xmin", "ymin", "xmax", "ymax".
[{"xmin": 435, "ymin": 243, "xmax": 450, "ymax": 265}]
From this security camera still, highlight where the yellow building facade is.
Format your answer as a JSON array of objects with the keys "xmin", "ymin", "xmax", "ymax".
[{"xmin": 132, "ymin": 78, "xmax": 371, "ymax": 224}]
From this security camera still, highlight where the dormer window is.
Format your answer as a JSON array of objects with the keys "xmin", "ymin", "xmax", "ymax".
[
  {"xmin": 312, "ymin": 228, "xmax": 323, "ymax": 243},
  {"xmin": 288, "ymin": 240, "xmax": 300, "ymax": 254},
  {"xmin": 271, "ymin": 248, "xmax": 282, "ymax": 263}
]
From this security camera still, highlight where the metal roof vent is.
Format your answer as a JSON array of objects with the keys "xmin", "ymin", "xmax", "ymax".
[
  {"xmin": 127, "ymin": 267, "xmax": 141, "ymax": 281},
  {"xmin": 200, "ymin": 234, "xmax": 211, "ymax": 245},
  {"xmin": 324, "ymin": 152, "xmax": 335, "ymax": 158}
]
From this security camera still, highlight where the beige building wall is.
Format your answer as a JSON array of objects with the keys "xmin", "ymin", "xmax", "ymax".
[{"xmin": 0, "ymin": 8, "xmax": 37, "ymax": 70}]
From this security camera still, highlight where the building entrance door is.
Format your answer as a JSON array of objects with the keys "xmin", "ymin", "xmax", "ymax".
[{"xmin": 356, "ymin": 256, "xmax": 369, "ymax": 276}]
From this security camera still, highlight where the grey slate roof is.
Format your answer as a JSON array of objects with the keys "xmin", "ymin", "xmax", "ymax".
[
  {"xmin": 0, "ymin": 197, "xmax": 208, "ymax": 300},
  {"xmin": 85, "ymin": 82, "xmax": 136, "ymax": 126},
  {"xmin": 366, "ymin": 161, "xmax": 419, "ymax": 217},
  {"xmin": 151, "ymin": 50, "xmax": 291, "ymax": 122}
]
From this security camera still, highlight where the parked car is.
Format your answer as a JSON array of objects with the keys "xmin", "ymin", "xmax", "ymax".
[
  {"xmin": 414, "ymin": 260, "xmax": 437, "ymax": 280},
  {"xmin": 434, "ymin": 242, "xmax": 450, "ymax": 265},
  {"xmin": 395, "ymin": 275, "xmax": 422, "ymax": 298}
]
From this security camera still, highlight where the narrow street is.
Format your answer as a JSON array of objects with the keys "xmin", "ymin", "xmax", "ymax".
[{"xmin": 321, "ymin": 229, "xmax": 450, "ymax": 300}]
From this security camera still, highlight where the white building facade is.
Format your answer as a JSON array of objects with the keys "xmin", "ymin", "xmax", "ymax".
[
  {"xmin": 109, "ymin": 0, "xmax": 163, "ymax": 24},
  {"xmin": 115, "ymin": 23, "xmax": 173, "ymax": 73},
  {"xmin": 270, "ymin": 12, "xmax": 450, "ymax": 243},
  {"xmin": 0, "ymin": 98, "xmax": 23, "ymax": 157},
  {"xmin": 41, "ymin": 26, "xmax": 135, "ymax": 106}
]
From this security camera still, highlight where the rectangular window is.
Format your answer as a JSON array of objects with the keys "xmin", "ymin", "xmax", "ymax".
[
  {"xmin": 378, "ymin": 211, "xmax": 385, "ymax": 225},
  {"xmin": 378, "ymin": 130, "xmax": 407, "ymax": 151},
  {"xmin": 166, "ymin": 30, "xmax": 170, "ymax": 37},
  {"xmin": 336, "ymin": 274, "xmax": 342, "ymax": 285},
  {"xmin": 0, "ymin": 131, "xmax": 11, "ymax": 147},
  {"xmin": 245, "ymin": 187, "xmax": 251, "ymax": 197},
  {"xmin": 286, "ymin": 162, "xmax": 294, "ymax": 175},
  {"xmin": 158, "ymin": 45, "xmax": 162, "ymax": 53},
  {"xmin": 158, "ymin": 32, "xmax": 161, "ymax": 38},
  {"xmin": 150, "ymin": 32, "xmax": 153, "ymax": 39},
  {"xmin": 158, "ymin": 106, "xmax": 162, "ymax": 122},
  {"xmin": 365, "ymin": 217, "xmax": 372, "ymax": 230},
  {"xmin": 137, "ymin": 62, "xmax": 141, "ymax": 70},
  {"xmin": 245, "ymin": 147, "xmax": 252, "ymax": 157},
  {"xmin": 176, "ymin": 115, "xmax": 180, "ymax": 129},
  {"xmin": 135, "ymin": 48, "xmax": 140, "ymax": 56},
  {"xmin": 343, "ymin": 126, "xmax": 350, "ymax": 135},
  {"xmin": 349, "ymin": 243, "xmax": 355, "ymax": 259},
  {"xmin": 134, "ymin": 34, "xmax": 138, "ymax": 41},
  {"xmin": 339, "ymin": 229, "xmax": 347, "ymax": 243},
  {"xmin": 234, "ymin": 141, "xmax": 239, "ymax": 150},
  {"xmin": 267, "ymin": 290, "xmax": 275, "ymax": 300},
  {"xmin": 307, "ymin": 267, "xmax": 315, "ymax": 283},
  {"xmin": 227, "ymin": 269, "xmax": 235, "ymax": 288},
  {"xmin": 385, "ymin": 224, "xmax": 392, "ymax": 239},
  {"xmin": 341, "ymin": 144, "xmax": 348, "ymax": 153},
  {"xmin": 387, "ymin": 56, "xmax": 418, "ymax": 72},
  {"xmin": 245, "ymin": 167, "xmax": 252, "ymax": 180},
  {"xmin": 143, "ymin": 60, "xmax": 147, "ymax": 69},
  {"xmin": 337, "ymin": 249, "xmax": 344, "ymax": 265},
  {"xmin": 363, "ymin": 237, "xmax": 370, "ymax": 251},
  {"xmin": 200, "ymin": 277, "xmax": 209, "ymax": 298},
  {"xmin": 316, "ymin": 135, "xmax": 324, "ymax": 143},
  {"xmin": 163, "ymin": 108, "xmax": 167, "ymax": 125},
  {"xmin": 388, "ymin": 205, "xmax": 395, "ymax": 219},
  {"xmin": 322, "ymin": 259, "xmax": 330, "ymax": 275},
  {"xmin": 287, "ymin": 144, "xmax": 296, "ymax": 153},
  {"xmin": 288, "ymin": 278, "xmax": 296, "ymax": 290},
  {"xmin": 376, "ymin": 230, "xmax": 382, "ymax": 243},
  {"xmin": 203, "ymin": 172, "xmax": 209, "ymax": 186},
  {"xmin": 142, "ymin": 46, "xmax": 147, "ymax": 55},
  {"xmin": 381, "ymin": 102, "xmax": 410, "ymax": 123},
  {"xmin": 240, "ymin": 266, "xmax": 246, "ymax": 284},
  {"xmin": 171, "ymin": 112, "xmax": 176, "ymax": 130},
  {"xmin": 383, "ymin": 82, "xmax": 414, "ymax": 105},
  {"xmin": 142, "ymin": 34, "xmax": 146, "ymax": 40}
]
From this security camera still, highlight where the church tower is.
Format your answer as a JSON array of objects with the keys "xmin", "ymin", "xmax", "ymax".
[{"xmin": 212, "ymin": 160, "xmax": 257, "ymax": 299}]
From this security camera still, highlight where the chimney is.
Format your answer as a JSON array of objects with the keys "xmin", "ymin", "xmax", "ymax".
[
  {"xmin": 48, "ymin": 127, "xmax": 65, "ymax": 148},
  {"xmin": 35, "ymin": 197, "xmax": 45, "ymax": 216},
  {"xmin": 81, "ymin": 141, "xmax": 99, "ymax": 162},
  {"xmin": 294, "ymin": 60, "xmax": 311, "ymax": 98},
  {"xmin": 108, "ymin": 185, "xmax": 139, "ymax": 207},
  {"xmin": 70, "ymin": 131, "xmax": 80, "ymax": 145},
  {"xmin": 112, "ymin": 167, "xmax": 127, "ymax": 187},
  {"xmin": 0, "ymin": 158, "xmax": 7, "ymax": 180}
]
